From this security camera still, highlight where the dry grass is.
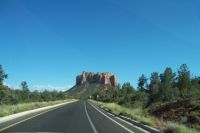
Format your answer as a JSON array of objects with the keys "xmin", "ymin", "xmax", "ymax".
[
  {"xmin": 90, "ymin": 100, "xmax": 199, "ymax": 133},
  {"xmin": 0, "ymin": 99, "xmax": 74, "ymax": 117},
  {"xmin": 91, "ymin": 100, "xmax": 159, "ymax": 129},
  {"xmin": 165, "ymin": 122, "xmax": 199, "ymax": 133}
]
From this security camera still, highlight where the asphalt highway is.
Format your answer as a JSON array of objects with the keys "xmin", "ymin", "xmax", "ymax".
[{"xmin": 0, "ymin": 101, "xmax": 151, "ymax": 133}]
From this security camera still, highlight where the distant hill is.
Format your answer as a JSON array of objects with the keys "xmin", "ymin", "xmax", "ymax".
[
  {"xmin": 66, "ymin": 83, "xmax": 105, "ymax": 99},
  {"xmin": 66, "ymin": 72, "xmax": 118, "ymax": 99}
]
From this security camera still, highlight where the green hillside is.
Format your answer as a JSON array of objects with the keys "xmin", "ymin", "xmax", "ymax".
[{"xmin": 66, "ymin": 83, "xmax": 108, "ymax": 99}]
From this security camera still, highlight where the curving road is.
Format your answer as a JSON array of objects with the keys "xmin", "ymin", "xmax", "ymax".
[{"xmin": 0, "ymin": 101, "xmax": 153, "ymax": 133}]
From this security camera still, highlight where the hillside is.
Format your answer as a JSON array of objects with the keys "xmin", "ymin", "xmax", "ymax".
[
  {"xmin": 67, "ymin": 83, "xmax": 107, "ymax": 99},
  {"xmin": 66, "ymin": 71, "xmax": 119, "ymax": 99},
  {"xmin": 149, "ymin": 100, "xmax": 200, "ymax": 130}
]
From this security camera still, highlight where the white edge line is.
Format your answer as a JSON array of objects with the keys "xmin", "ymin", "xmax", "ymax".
[
  {"xmin": 143, "ymin": 125, "xmax": 160, "ymax": 132},
  {"xmin": 89, "ymin": 102, "xmax": 135, "ymax": 133},
  {"xmin": 121, "ymin": 115, "xmax": 159, "ymax": 132},
  {"xmin": 96, "ymin": 105, "xmax": 149, "ymax": 133},
  {"xmin": 84, "ymin": 102, "xmax": 98, "ymax": 133},
  {"xmin": 92, "ymin": 101, "xmax": 160, "ymax": 132},
  {"xmin": 121, "ymin": 116, "xmax": 139, "ymax": 123},
  {"xmin": 107, "ymin": 112, "xmax": 115, "ymax": 117},
  {"xmin": 115, "ymin": 117, "xmax": 133, "ymax": 126},
  {"xmin": 115, "ymin": 117, "xmax": 150, "ymax": 133}
]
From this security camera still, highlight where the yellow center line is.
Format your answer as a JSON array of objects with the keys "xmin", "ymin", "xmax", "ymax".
[{"xmin": 0, "ymin": 101, "xmax": 77, "ymax": 132}]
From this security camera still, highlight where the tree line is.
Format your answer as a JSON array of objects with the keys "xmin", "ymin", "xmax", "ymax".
[
  {"xmin": 92, "ymin": 64, "xmax": 200, "ymax": 107},
  {"xmin": 0, "ymin": 65, "xmax": 67, "ymax": 105}
]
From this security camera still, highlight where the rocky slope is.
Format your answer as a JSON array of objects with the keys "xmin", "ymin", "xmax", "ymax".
[
  {"xmin": 67, "ymin": 72, "xmax": 118, "ymax": 99},
  {"xmin": 76, "ymin": 72, "xmax": 118, "ymax": 87},
  {"xmin": 149, "ymin": 100, "xmax": 200, "ymax": 129}
]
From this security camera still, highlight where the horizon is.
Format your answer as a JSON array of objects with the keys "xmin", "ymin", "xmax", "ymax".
[
  {"xmin": 1, "ymin": 0, "xmax": 200, "ymax": 91},
  {"xmin": 2, "ymin": 64, "xmax": 199, "ymax": 91}
]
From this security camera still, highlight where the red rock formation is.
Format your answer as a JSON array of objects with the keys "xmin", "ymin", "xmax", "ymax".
[{"xmin": 76, "ymin": 72, "xmax": 118, "ymax": 87}]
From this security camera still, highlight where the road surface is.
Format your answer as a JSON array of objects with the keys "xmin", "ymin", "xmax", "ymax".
[{"xmin": 0, "ymin": 101, "xmax": 151, "ymax": 133}]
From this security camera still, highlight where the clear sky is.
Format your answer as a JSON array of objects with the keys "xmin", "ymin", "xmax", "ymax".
[{"xmin": 0, "ymin": 0, "xmax": 200, "ymax": 91}]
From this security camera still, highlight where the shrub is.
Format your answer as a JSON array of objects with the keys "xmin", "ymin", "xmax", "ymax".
[{"xmin": 165, "ymin": 122, "xmax": 199, "ymax": 133}]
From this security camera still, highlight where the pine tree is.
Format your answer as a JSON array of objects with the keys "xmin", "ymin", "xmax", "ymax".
[
  {"xmin": 149, "ymin": 72, "xmax": 160, "ymax": 103},
  {"xmin": 20, "ymin": 81, "xmax": 30, "ymax": 102},
  {"xmin": 137, "ymin": 74, "xmax": 148, "ymax": 92},
  {"xmin": 120, "ymin": 82, "xmax": 135, "ymax": 104},
  {"xmin": 177, "ymin": 64, "xmax": 191, "ymax": 99},
  {"xmin": 121, "ymin": 82, "xmax": 134, "ymax": 96},
  {"xmin": 159, "ymin": 67, "xmax": 176, "ymax": 101},
  {"xmin": 0, "ymin": 65, "xmax": 8, "ymax": 85}
]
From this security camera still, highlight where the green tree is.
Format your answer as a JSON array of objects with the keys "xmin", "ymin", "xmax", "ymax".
[
  {"xmin": 42, "ymin": 90, "xmax": 53, "ymax": 101},
  {"xmin": 0, "ymin": 86, "xmax": 10, "ymax": 104},
  {"xmin": 177, "ymin": 64, "xmax": 191, "ymax": 99},
  {"xmin": 21, "ymin": 81, "xmax": 29, "ymax": 92},
  {"xmin": 132, "ymin": 91, "xmax": 149, "ymax": 108},
  {"xmin": 56, "ymin": 91, "xmax": 66, "ymax": 100},
  {"xmin": 189, "ymin": 77, "xmax": 200, "ymax": 100},
  {"xmin": 0, "ymin": 65, "xmax": 8, "ymax": 85},
  {"xmin": 148, "ymin": 72, "xmax": 160, "ymax": 103},
  {"xmin": 119, "ymin": 83, "xmax": 135, "ymax": 106},
  {"xmin": 159, "ymin": 67, "xmax": 177, "ymax": 102},
  {"xmin": 121, "ymin": 82, "xmax": 134, "ymax": 96},
  {"xmin": 29, "ymin": 90, "xmax": 41, "ymax": 102},
  {"xmin": 0, "ymin": 86, "xmax": 17, "ymax": 105},
  {"xmin": 20, "ymin": 81, "xmax": 30, "ymax": 102},
  {"xmin": 137, "ymin": 74, "xmax": 148, "ymax": 92}
]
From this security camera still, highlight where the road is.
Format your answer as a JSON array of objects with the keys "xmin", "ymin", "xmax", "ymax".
[{"xmin": 0, "ymin": 101, "xmax": 150, "ymax": 133}]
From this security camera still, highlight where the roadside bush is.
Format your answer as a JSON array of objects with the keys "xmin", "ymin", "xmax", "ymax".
[
  {"xmin": 0, "ymin": 85, "xmax": 67, "ymax": 105},
  {"xmin": 165, "ymin": 122, "xmax": 199, "ymax": 133},
  {"xmin": 131, "ymin": 91, "xmax": 149, "ymax": 108}
]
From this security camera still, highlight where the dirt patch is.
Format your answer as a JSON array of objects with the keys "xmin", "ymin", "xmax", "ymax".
[{"xmin": 149, "ymin": 100, "xmax": 200, "ymax": 129}]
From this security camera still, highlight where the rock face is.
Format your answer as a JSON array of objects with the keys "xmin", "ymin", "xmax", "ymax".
[{"xmin": 76, "ymin": 72, "xmax": 118, "ymax": 87}]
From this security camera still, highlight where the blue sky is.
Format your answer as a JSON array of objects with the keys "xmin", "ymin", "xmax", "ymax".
[{"xmin": 0, "ymin": 0, "xmax": 200, "ymax": 91}]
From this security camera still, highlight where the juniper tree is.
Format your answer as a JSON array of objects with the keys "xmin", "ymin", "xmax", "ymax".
[{"xmin": 0, "ymin": 65, "xmax": 8, "ymax": 85}]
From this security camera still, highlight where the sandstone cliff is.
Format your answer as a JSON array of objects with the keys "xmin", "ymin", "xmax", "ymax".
[{"xmin": 76, "ymin": 72, "xmax": 118, "ymax": 87}]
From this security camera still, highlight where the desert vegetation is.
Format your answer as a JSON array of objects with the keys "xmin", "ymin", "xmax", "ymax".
[
  {"xmin": 0, "ymin": 99, "xmax": 73, "ymax": 117},
  {"xmin": 91, "ymin": 64, "xmax": 200, "ymax": 133},
  {"xmin": 0, "ymin": 64, "xmax": 70, "ymax": 116}
]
